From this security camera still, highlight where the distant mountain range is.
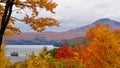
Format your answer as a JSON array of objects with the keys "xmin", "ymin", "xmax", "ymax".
[{"xmin": 3, "ymin": 18, "xmax": 120, "ymax": 46}]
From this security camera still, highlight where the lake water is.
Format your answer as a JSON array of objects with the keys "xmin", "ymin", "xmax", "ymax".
[{"xmin": 5, "ymin": 45, "xmax": 58, "ymax": 63}]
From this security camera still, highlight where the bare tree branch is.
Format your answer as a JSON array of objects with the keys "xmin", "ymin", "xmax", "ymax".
[
  {"xmin": 0, "ymin": 1, "xmax": 39, "ymax": 7},
  {"xmin": 11, "ymin": 16, "xmax": 24, "ymax": 22}
]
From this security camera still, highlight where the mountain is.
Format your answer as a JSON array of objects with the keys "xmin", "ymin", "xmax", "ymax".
[
  {"xmin": 67, "ymin": 18, "xmax": 120, "ymax": 33},
  {"xmin": 3, "ymin": 18, "xmax": 120, "ymax": 45},
  {"xmin": 54, "ymin": 36, "xmax": 87, "ymax": 47}
]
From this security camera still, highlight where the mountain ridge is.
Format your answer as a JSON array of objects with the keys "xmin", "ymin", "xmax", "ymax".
[{"xmin": 4, "ymin": 18, "xmax": 120, "ymax": 45}]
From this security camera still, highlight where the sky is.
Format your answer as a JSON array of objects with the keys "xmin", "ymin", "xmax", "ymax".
[{"xmin": 13, "ymin": 0, "xmax": 120, "ymax": 32}]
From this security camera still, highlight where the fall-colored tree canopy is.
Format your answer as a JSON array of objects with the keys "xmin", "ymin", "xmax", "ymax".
[
  {"xmin": 54, "ymin": 23, "xmax": 120, "ymax": 68},
  {"xmin": 0, "ymin": 0, "xmax": 59, "ymax": 48},
  {"xmin": 0, "ymin": 22, "xmax": 120, "ymax": 68},
  {"xmin": 1, "ymin": 1, "xmax": 120, "ymax": 68}
]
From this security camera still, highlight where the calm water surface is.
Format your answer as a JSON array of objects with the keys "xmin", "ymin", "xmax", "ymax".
[{"xmin": 5, "ymin": 45, "xmax": 57, "ymax": 63}]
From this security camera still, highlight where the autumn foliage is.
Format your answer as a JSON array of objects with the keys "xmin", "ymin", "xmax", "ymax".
[
  {"xmin": 54, "ymin": 23, "xmax": 120, "ymax": 68},
  {"xmin": 0, "ymin": 1, "xmax": 119, "ymax": 67},
  {"xmin": 0, "ymin": 0, "xmax": 59, "ymax": 68},
  {"xmin": 0, "ymin": 22, "xmax": 120, "ymax": 68},
  {"xmin": 6, "ymin": 23, "xmax": 119, "ymax": 68},
  {"xmin": 0, "ymin": 0, "xmax": 59, "ymax": 34},
  {"xmin": 0, "ymin": 42, "xmax": 11, "ymax": 68}
]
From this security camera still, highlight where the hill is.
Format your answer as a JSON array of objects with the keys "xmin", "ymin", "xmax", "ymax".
[{"xmin": 3, "ymin": 18, "xmax": 120, "ymax": 45}]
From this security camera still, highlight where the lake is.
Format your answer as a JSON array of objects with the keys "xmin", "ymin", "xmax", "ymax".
[{"xmin": 5, "ymin": 45, "xmax": 58, "ymax": 63}]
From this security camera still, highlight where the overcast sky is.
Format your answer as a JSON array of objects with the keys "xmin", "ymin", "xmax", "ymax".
[{"xmin": 13, "ymin": 0, "xmax": 120, "ymax": 32}]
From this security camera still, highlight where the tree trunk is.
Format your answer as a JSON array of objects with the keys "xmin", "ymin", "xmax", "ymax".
[{"xmin": 0, "ymin": 0, "xmax": 14, "ymax": 50}]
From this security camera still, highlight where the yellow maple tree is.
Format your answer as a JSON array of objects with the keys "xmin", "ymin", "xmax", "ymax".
[{"xmin": 86, "ymin": 22, "xmax": 120, "ymax": 68}]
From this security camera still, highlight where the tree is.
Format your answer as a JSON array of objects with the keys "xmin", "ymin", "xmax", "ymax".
[
  {"xmin": 86, "ymin": 23, "xmax": 120, "ymax": 67},
  {"xmin": 0, "ymin": 0, "xmax": 59, "ymax": 49}
]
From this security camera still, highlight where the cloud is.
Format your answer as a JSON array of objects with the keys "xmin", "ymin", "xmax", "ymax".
[{"xmin": 14, "ymin": 0, "xmax": 120, "ymax": 32}]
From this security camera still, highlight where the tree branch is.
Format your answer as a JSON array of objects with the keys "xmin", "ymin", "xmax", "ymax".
[
  {"xmin": 11, "ymin": 16, "xmax": 24, "ymax": 22},
  {"xmin": 0, "ymin": 1, "xmax": 39, "ymax": 7}
]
